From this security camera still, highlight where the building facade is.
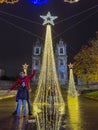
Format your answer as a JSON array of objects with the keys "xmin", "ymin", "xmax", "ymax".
[{"xmin": 32, "ymin": 39, "xmax": 68, "ymax": 85}]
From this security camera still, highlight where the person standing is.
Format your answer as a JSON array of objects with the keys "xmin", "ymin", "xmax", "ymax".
[
  {"xmin": 16, "ymin": 83, "xmax": 29, "ymax": 117},
  {"xmin": 7, "ymin": 67, "xmax": 36, "ymax": 115}
]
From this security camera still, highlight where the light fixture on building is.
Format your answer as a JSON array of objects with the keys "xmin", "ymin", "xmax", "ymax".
[{"xmin": 64, "ymin": 0, "xmax": 79, "ymax": 4}]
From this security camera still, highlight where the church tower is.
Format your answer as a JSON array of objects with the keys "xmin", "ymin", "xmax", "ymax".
[
  {"xmin": 32, "ymin": 39, "xmax": 42, "ymax": 82},
  {"xmin": 55, "ymin": 39, "xmax": 68, "ymax": 86}
]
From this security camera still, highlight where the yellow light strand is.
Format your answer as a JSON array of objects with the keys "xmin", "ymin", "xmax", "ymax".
[
  {"xmin": 67, "ymin": 96, "xmax": 81, "ymax": 130},
  {"xmin": 33, "ymin": 24, "xmax": 64, "ymax": 105}
]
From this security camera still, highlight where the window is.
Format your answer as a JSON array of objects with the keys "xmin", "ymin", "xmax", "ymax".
[
  {"xmin": 60, "ymin": 72, "xmax": 64, "ymax": 79},
  {"xmin": 34, "ymin": 47, "xmax": 41, "ymax": 55},
  {"xmin": 60, "ymin": 48, "xmax": 63, "ymax": 54},
  {"xmin": 35, "ymin": 60, "xmax": 39, "ymax": 66},
  {"xmin": 60, "ymin": 59, "xmax": 64, "ymax": 66},
  {"xmin": 58, "ymin": 47, "xmax": 64, "ymax": 55},
  {"xmin": 36, "ymin": 48, "xmax": 39, "ymax": 54}
]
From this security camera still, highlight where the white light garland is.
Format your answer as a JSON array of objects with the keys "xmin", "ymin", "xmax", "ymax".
[{"xmin": 64, "ymin": 0, "xmax": 79, "ymax": 4}]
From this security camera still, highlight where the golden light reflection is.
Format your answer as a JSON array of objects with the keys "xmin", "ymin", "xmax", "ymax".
[
  {"xmin": 64, "ymin": 0, "xmax": 79, "ymax": 4},
  {"xmin": 0, "ymin": 94, "xmax": 15, "ymax": 100},
  {"xmin": 67, "ymin": 96, "xmax": 81, "ymax": 130}
]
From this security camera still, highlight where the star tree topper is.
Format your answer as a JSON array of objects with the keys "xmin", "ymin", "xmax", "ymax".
[
  {"xmin": 22, "ymin": 63, "xmax": 29, "ymax": 75},
  {"xmin": 68, "ymin": 63, "xmax": 73, "ymax": 69},
  {"xmin": 40, "ymin": 12, "xmax": 58, "ymax": 26}
]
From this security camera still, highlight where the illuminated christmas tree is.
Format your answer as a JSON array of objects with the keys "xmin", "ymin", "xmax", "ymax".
[
  {"xmin": 33, "ymin": 13, "xmax": 65, "ymax": 129},
  {"xmin": 33, "ymin": 12, "xmax": 64, "ymax": 106},
  {"xmin": 68, "ymin": 63, "xmax": 77, "ymax": 97}
]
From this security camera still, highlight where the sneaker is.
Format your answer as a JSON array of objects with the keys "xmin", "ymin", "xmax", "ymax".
[{"xmin": 12, "ymin": 111, "xmax": 17, "ymax": 115}]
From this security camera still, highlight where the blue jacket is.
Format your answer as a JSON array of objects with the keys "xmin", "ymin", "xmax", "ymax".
[{"xmin": 16, "ymin": 86, "xmax": 29, "ymax": 101}]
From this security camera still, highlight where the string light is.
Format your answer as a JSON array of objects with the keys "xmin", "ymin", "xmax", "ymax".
[
  {"xmin": 33, "ymin": 12, "xmax": 64, "ymax": 106},
  {"xmin": 0, "ymin": 0, "xmax": 19, "ymax": 4},
  {"xmin": 64, "ymin": 0, "xmax": 79, "ymax": 4}
]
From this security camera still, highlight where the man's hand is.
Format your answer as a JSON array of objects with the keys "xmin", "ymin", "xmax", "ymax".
[
  {"xmin": 29, "ymin": 88, "xmax": 32, "ymax": 93},
  {"xmin": 4, "ymin": 89, "xmax": 11, "ymax": 95}
]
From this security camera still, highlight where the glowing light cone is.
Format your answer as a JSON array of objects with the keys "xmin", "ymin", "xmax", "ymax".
[
  {"xmin": 68, "ymin": 63, "xmax": 77, "ymax": 97},
  {"xmin": 33, "ymin": 12, "xmax": 64, "ymax": 105}
]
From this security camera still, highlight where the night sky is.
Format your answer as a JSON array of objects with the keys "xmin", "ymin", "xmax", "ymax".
[{"xmin": 0, "ymin": 0, "xmax": 98, "ymax": 77}]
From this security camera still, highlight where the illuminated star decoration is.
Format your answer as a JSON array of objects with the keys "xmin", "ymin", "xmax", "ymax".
[
  {"xmin": 68, "ymin": 63, "xmax": 73, "ymax": 69},
  {"xmin": 22, "ymin": 63, "xmax": 29, "ymax": 76},
  {"xmin": 40, "ymin": 12, "xmax": 58, "ymax": 26}
]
